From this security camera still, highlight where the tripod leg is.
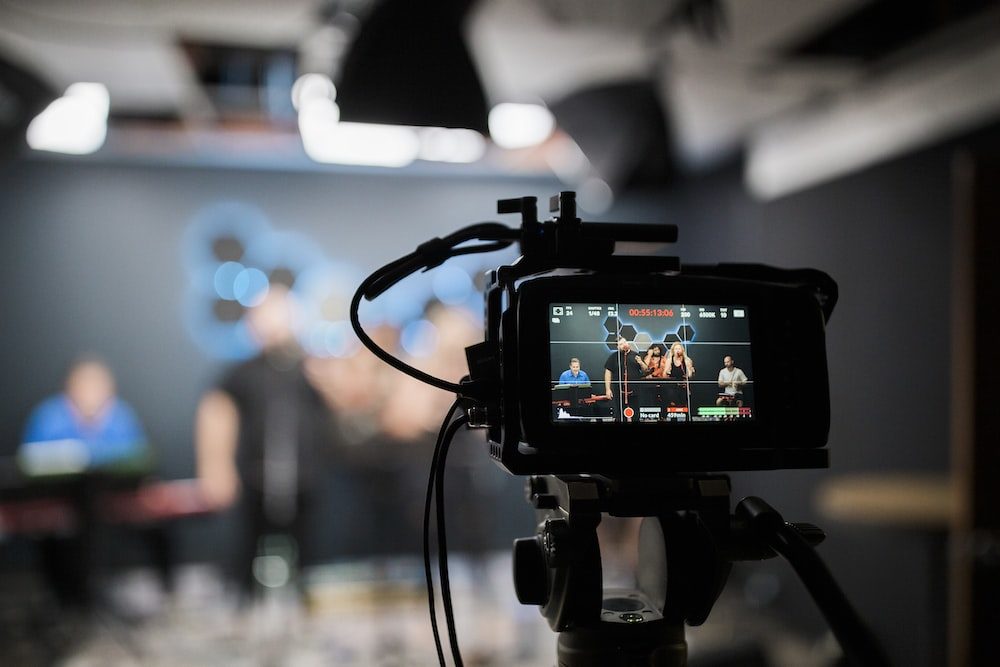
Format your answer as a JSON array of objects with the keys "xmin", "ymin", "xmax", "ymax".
[{"xmin": 737, "ymin": 496, "xmax": 889, "ymax": 667}]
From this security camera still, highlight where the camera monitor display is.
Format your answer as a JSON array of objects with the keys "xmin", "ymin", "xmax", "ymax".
[{"xmin": 549, "ymin": 303, "xmax": 753, "ymax": 424}]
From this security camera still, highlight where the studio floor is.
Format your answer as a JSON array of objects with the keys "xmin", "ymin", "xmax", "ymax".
[{"xmin": 0, "ymin": 550, "xmax": 847, "ymax": 666}]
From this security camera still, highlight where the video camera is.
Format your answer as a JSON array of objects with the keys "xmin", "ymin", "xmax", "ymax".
[
  {"xmin": 350, "ymin": 191, "xmax": 884, "ymax": 667},
  {"xmin": 462, "ymin": 191, "xmax": 837, "ymax": 476}
]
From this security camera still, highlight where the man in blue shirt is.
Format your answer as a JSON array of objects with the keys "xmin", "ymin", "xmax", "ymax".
[
  {"xmin": 18, "ymin": 356, "xmax": 153, "ymax": 607},
  {"xmin": 20, "ymin": 357, "xmax": 150, "ymax": 476},
  {"xmin": 558, "ymin": 358, "xmax": 590, "ymax": 385}
]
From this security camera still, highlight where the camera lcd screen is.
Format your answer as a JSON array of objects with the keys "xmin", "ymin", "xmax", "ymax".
[{"xmin": 549, "ymin": 303, "xmax": 754, "ymax": 424}]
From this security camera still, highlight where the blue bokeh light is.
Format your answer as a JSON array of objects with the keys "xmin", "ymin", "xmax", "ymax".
[
  {"xmin": 181, "ymin": 201, "xmax": 272, "ymax": 273},
  {"xmin": 234, "ymin": 268, "xmax": 270, "ymax": 307},
  {"xmin": 213, "ymin": 261, "xmax": 245, "ymax": 300},
  {"xmin": 182, "ymin": 289, "xmax": 257, "ymax": 360},
  {"xmin": 432, "ymin": 265, "xmax": 473, "ymax": 305},
  {"xmin": 323, "ymin": 321, "xmax": 354, "ymax": 358},
  {"xmin": 244, "ymin": 229, "xmax": 325, "ymax": 279},
  {"xmin": 183, "ymin": 200, "xmax": 511, "ymax": 360},
  {"xmin": 400, "ymin": 319, "xmax": 438, "ymax": 358}
]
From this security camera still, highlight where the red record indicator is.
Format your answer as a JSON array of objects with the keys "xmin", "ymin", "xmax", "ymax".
[{"xmin": 623, "ymin": 406, "xmax": 635, "ymax": 420}]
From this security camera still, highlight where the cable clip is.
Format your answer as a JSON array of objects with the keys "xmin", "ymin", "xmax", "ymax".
[{"xmin": 416, "ymin": 237, "xmax": 452, "ymax": 271}]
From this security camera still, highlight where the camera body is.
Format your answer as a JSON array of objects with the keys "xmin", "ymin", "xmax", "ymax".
[{"xmin": 464, "ymin": 194, "xmax": 836, "ymax": 476}]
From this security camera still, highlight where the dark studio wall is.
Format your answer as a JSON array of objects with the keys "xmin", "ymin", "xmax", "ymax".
[{"xmin": 647, "ymin": 137, "xmax": 966, "ymax": 666}]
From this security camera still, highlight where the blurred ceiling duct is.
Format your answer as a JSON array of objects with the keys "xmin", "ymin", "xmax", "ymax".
[
  {"xmin": 785, "ymin": 0, "xmax": 996, "ymax": 62},
  {"xmin": 747, "ymin": 40, "xmax": 1000, "ymax": 199},
  {"xmin": 335, "ymin": 0, "xmax": 489, "ymax": 133},
  {"xmin": 549, "ymin": 81, "xmax": 673, "ymax": 189},
  {"xmin": 182, "ymin": 41, "xmax": 298, "ymax": 123},
  {"xmin": 748, "ymin": 0, "xmax": 1000, "ymax": 199}
]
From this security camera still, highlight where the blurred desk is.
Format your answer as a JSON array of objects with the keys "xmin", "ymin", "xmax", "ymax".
[
  {"xmin": 0, "ymin": 478, "xmax": 212, "ymax": 536},
  {"xmin": 816, "ymin": 472, "xmax": 955, "ymax": 528},
  {"xmin": 0, "ymin": 471, "xmax": 214, "ymax": 605},
  {"xmin": 815, "ymin": 472, "xmax": 954, "ymax": 666}
]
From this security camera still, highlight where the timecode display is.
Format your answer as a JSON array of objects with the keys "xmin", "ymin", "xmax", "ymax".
[{"xmin": 628, "ymin": 308, "xmax": 675, "ymax": 317}]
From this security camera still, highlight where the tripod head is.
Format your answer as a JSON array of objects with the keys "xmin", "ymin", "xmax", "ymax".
[{"xmin": 512, "ymin": 474, "xmax": 885, "ymax": 666}]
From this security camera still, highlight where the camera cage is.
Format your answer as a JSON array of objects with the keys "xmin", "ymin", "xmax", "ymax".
[{"xmin": 463, "ymin": 192, "xmax": 836, "ymax": 476}]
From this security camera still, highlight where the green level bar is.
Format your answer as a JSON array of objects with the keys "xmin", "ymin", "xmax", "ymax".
[{"xmin": 698, "ymin": 407, "xmax": 741, "ymax": 416}]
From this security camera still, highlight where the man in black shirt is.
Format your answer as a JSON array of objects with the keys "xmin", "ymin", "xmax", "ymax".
[
  {"xmin": 195, "ymin": 287, "xmax": 336, "ymax": 596},
  {"xmin": 603, "ymin": 336, "xmax": 648, "ymax": 422}
]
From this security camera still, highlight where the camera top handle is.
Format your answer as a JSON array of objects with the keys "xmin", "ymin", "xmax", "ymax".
[
  {"xmin": 499, "ymin": 191, "xmax": 679, "ymax": 263},
  {"xmin": 494, "ymin": 192, "xmax": 837, "ymax": 323}
]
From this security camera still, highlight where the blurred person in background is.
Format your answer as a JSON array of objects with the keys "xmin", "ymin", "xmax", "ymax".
[
  {"xmin": 19, "ymin": 355, "xmax": 151, "ymax": 477},
  {"xmin": 304, "ymin": 322, "xmax": 400, "ymax": 448},
  {"xmin": 392, "ymin": 300, "xmax": 482, "ymax": 432},
  {"xmin": 389, "ymin": 301, "xmax": 508, "ymax": 553},
  {"xmin": 300, "ymin": 322, "xmax": 416, "ymax": 557},
  {"xmin": 195, "ymin": 285, "xmax": 337, "ymax": 597},
  {"xmin": 17, "ymin": 355, "xmax": 153, "ymax": 606},
  {"xmin": 310, "ymin": 300, "xmax": 488, "ymax": 557}
]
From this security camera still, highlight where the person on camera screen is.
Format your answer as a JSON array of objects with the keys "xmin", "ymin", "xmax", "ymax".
[
  {"xmin": 643, "ymin": 343, "xmax": 668, "ymax": 378},
  {"xmin": 664, "ymin": 341, "xmax": 695, "ymax": 408},
  {"xmin": 716, "ymin": 355, "xmax": 748, "ymax": 406},
  {"xmin": 604, "ymin": 337, "xmax": 649, "ymax": 420},
  {"xmin": 558, "ymin": 358, "xmax": 590, "ymax": 385}
]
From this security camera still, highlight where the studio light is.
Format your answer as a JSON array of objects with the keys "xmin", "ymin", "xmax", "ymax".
[
  {"xmin": 487, "ymin": 102, "xmax": 555, "ymax": 149},
  {"xmin": 26, "ymin": 82, "xmax": 110, "ymax": 155}
]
